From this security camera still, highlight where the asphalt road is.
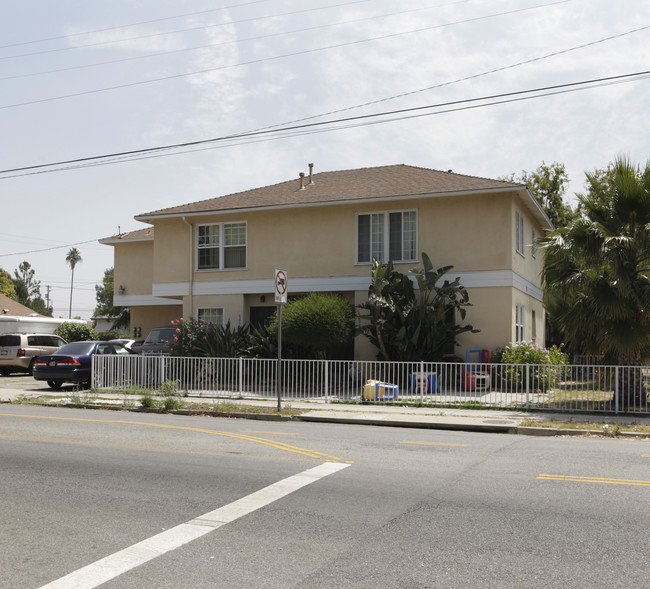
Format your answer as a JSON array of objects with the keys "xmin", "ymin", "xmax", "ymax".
[{"xmin": 1, "ymin": 405, "xmax": 649, "ymax": 588}]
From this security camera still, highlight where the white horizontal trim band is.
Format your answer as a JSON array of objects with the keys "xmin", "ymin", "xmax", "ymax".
[
  {"xmin": 150, "ymin": 270, "xmax": 542, "ymax": 302},
  {"xmin": 114, "ymin": 294, "xmax": 182, "ymax": 307}
]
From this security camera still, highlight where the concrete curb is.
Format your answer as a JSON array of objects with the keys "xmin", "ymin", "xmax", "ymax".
[
  {"xmin": 296, "ymin": 413, "xmax": 517, "ymax": 434},
  {"xmin": 3, "ymin": 399, "xmax": 650, "ymax": 438}
]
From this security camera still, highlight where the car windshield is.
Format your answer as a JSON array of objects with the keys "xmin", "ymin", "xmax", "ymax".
[
  {"xmin": 144, "ymin": 328, "xmax": 174, "ymax": 344},
  {"xmin": 0, "ymin": 335, "xmax": 21, "ymax": 347},
  {"xmin": 55, "ymin": 342, "xmax": 95, "ymax": 356}
]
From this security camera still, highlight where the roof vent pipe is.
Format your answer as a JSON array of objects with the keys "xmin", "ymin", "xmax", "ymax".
[
  {"xmin": 308, "ymin": 163, "xmax": 314, "ymax": 184},
  {"xmin": 299, "ymin": 172, "xmax": 305, "ymax": 190}
]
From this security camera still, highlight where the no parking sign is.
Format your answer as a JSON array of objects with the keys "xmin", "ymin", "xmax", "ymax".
[{"xmin": 275, "ymin": 268, "xmax": 287, "ymax": 304}]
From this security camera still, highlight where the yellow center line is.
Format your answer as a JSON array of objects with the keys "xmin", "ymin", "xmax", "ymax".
[
  {"xmin": 241, "ymin": 430, "xmax": 300, "ymax": 436},
  {"xmin": 0, "ymin": 413, "xmax": 343, "ymax": 462},
  {"xmin": 538, "ymin": 474, "xmax": 650, "ymax": 487},
  {"xmin": 400, "ymin": 441, "xmax": 469, "ymax": 447}
]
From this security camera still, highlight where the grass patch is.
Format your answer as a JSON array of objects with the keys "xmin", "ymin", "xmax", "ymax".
[
  {"xmin": 185, "ymin": 400, "xmax": 303, "ymax": 416},
  {"xmin": 520, "ymin": 418, "xmax": 650, "ymax": 436}
]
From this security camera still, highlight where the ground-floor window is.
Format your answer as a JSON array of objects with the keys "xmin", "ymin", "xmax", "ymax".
[
  {"xmin": 531, "ymin": 309, "xmax": 537, "ymax": 342},
  {"xmin": 515, "ymin": 305, "xmax": 525, "ymax": 342},
  {"xmin": 197, "ymin": 307, "xmax": 224, "ymax": 326}
]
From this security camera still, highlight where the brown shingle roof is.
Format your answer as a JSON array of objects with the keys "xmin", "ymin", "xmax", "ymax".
[
  {"xmin": 0, "ymin": 294, "xmax": 44, "ymax": 317},
  {"xmin": 135, "ymin": 164, "xmax": 523, "ymax": 220},
  {"xmin": 99, "ymin": 227, "xmax": 154, "ymax": 244}
]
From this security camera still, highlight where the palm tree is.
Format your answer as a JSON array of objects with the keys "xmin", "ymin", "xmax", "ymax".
[
  {"xmin": 541, "ymin": 157, "xmax": 650, "ymax": 408},
  {"xmin": 66, "ymin": 248, "xmax": 82, "ymax": 318}
]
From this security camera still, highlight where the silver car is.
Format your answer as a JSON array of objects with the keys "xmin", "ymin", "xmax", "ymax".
[{"xmin": 0, "ymin": 333, "xmax": 67, "ymax": 375}]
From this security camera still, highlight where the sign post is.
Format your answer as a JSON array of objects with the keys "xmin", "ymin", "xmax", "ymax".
[{"xmin": 274, "ymin": 269, "xmax": 288, "ymax": 411}]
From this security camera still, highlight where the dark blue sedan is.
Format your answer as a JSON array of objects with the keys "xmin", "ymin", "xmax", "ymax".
[{"xmin": 33, "ymin": 340, "xmax": 133, "ymax": 390}]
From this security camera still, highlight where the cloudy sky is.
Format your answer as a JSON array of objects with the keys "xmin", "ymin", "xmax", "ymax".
[{"xmin": 1, "ymin": 0, "xmax": 648, "ymax": 321}]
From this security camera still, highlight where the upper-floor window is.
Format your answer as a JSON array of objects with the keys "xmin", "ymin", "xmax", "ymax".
[
  {"xmin": 515, "ymin": 211, "xmax": 524, "ymax": 255},
  {"xmin": 357, "ymin": 210, "xmax": 417, "ymax": 263},
  {"xmin": 531, "ymin": 227, "xmax": 537, "ymax": 257},
  {"xmin": 197, "ymin": 222, "xmax": 247, "ymax": 270}
]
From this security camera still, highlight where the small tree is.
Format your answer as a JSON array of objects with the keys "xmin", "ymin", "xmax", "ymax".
[
  {"xmin": 94, "ymin": 268, "xmax": 129, "ymax": 331},
  {"xmin": 0, "ymin": 268, "xmax": 16, "ymax": 299},
  {"xmin": 55, "ymin": 322, "xmax": 98, "ymax": 342},
  {"xmin": 501, "ymin": 161, "xmax": 576, "ymax": 228},
  {"xmin": 358, "ymin": 253, "xmax": 477, "ymax": 361},
  {"xmin": 11, "ymin": 261, "xmax": 52, "ymax": 316}
]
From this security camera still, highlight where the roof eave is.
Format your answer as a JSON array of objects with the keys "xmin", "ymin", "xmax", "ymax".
[{"xmin": 99, "ymin": 235, "xmax": 154, "ymax": 245}]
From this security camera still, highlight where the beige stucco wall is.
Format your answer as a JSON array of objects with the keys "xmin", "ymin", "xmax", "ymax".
[
  {"xmin": 113, "ymin": 240, "xmax": 154, "ymax": 296},
  {"xmin": 130, "ymin": 305, "xmax": 180, "ymax": 339},
  {"xmin": 152, "ymin": 190, "xmax": 523, "ymax": 286},
  {"xmin": 152, "ymin": 218, "xmax": 193, "ymax": 284}
]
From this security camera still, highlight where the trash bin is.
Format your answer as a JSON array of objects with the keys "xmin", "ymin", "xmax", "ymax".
[{"xmin": 363, "ymin": 380, "xmax": 398, "ymax": 401}]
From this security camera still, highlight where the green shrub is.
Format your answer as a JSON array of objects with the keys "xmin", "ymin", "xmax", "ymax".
[
  {"xmin": 169, "ymin": 317, "xmax": 252, "ymax": 358},
  {"xmin": 161, "ymin": 396, "xmax": 183, "ymax": 412},
  {"xmin": 497, "ymin": 341, "xmax": 570, "ymax": 391},
  {"xmin": 158, "ymin": 379, "xmax": 180, "ymax": 396},
  {"xmin": 268, "ymin": 293, "xmax": 354, "ymax": 359},
  {"xmin": 55, "ymin": 322, "xmax": 98, "ymax": 342},
  {"xmin": 196, "ymin": 322, "xmax": 251, "ymax": 357},
  {"xmin": 96, "ymin": 331, "xmax": 121, "ymax": 341},
  {"xmin": 169, "ymin": 317, "xmax": 207, "ymax": 357}
]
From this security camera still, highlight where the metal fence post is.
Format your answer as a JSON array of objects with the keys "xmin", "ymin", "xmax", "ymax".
[
  {"xmin": 615, "ymin": 366, "xmax": 619, "ymax": 414},
  {"xmin": 420, "ymin": 361, "xmax": 424, "ymax": 403},
  {"xmin": 324, "ymin": 360, "xmax": 329, "ymax": 403},
  {"xmin": 526, "ymin": 364, "xmax": 530, "ymax": 410},
  {"xmin": 238, "ymin": 357, "xmax": 243, "ymax": 397}
]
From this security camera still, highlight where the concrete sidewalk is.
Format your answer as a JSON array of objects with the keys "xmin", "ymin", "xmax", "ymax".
[{"xmin": 2, "ymin": 381, "xmax": 650, "ymax": 437}]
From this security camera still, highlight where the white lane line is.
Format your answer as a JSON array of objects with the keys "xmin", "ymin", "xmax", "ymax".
[{"xmin": 39, "ymin": 462, "xmax": 350, "ymax": 589}]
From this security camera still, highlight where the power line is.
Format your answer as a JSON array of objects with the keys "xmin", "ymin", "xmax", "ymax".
[
  {"xmin": 0, "ymin": 0, "xmax": 373, "ymax": 60},
  {"xmin": 2, "ymin": 21, "xmax": 643, "ymax": 178},
  {"xmin": 0, "ymin": 0, "xmax": 570, "ymax": 111},
  {"xmin": 1, "ymin": 70, "xmax": 648, "ymax": 180},
  {"xmin": 0, "ymin": 0, "xmax": 274, "ymax": 50},
  {"xmin": 0, "ymin": 237, "xmax": 108, "ymax": 257},
  {"xmin": 263, "ymin": 24, "xmax": 650, "ymax": 131},
  {"xmin": 0, "ymin": 1, "xmax": 470, "ymax": 83}
]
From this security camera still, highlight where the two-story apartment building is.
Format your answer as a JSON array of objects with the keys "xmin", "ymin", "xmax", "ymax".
[{"xmin": 100, "ymin": 164, "xmax": 552, "ymax": 359}]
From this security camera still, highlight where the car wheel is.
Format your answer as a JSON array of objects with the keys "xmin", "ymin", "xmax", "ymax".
[
  {"xmin": 28, "ymin": 358, "xmax": 37, "ymax": 376},
  {"xmin": 47, "ymin": 380, "xmax": 63, "ymax": 390},
  {"xmin": 0, "ymin": 369, "xmax": 10, "ymax": 376}
]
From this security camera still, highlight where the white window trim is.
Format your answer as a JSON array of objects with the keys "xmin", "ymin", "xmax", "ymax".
[
  {"xmin": 531, "ymin": 227, "xmax": 537, "ymax": 258},
  {"xmin": 196, "ymin": 307, "xmax": 225, "ymax": 326},
  {"xmin": 515, "ymin": 304, "xmax": 525, "ymax": 342},
  {"xmin": 196, "ymin": 221, "xmax": 247, "ymax": 271},
  {"xmin": 515, "ymin": 211, "xmax": 525, "ymax": 257},
  {"xmin": 531, "ymin": 309, "xmax": 537, "ymax": 342},
  {"xmin": 355, "ymin": 209, "xmax": 418, "ymax": 264}
]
